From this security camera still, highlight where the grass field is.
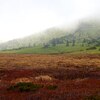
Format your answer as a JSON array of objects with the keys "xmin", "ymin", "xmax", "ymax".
[
  {"xmin": 0, "ymin": 54, "xmax": 100, "ymax": 100},
  {"xmin": 1, "ymin": 44, "xmax": 100, "ymax": 54}
]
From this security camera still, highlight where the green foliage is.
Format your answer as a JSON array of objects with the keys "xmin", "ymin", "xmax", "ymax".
[
  {"xmin": 0, "ymin": 20, "xmax": 100, "ymax": 54},
  {"xmin": 7, "ymin": 85, "xmax": 16, "ymax": 91},
  {"xmin": 47, "ymin": 85, "xmax": 57, "ymax": 90},
  {"xmin": 86, "ymin": 46, "xmax": 97, "ymax": 50},
  {"xmin": 8, "ymin": 82, "xmax": 43, "ymax": 92},
  {"xmin": 1, "ymin": 43, "xmax": 100, "ymax": 54}
]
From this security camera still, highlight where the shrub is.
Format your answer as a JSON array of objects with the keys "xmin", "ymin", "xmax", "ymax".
[
  {"xmin": 86, "ymin": 46, "xmax": 97, "ymax": 50},
  {"xmin": 8, "ymin": 82, "xmax": 43, "ymax": 92},
  {"xmin": 47, "ymin": 85, "xmax": 57, "ymax": 90}
]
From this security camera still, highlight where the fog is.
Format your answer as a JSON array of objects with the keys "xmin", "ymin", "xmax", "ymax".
[{"xmin": 0, "ymin": 0, "xmax": 100, "ymax": 42}]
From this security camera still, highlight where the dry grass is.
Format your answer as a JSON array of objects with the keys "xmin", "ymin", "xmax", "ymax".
[
  {"xmin": 0, "ymin": 54, "xmax": 100, "ymax": 100},
  {"xmin": 0, "ymin": 54, "xmax": 100, "ymax": 70}
]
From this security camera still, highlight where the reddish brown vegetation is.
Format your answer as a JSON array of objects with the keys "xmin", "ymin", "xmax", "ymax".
[{"xmin": 0, "ymin": 54, "xmax": 100, "ymax": 100}]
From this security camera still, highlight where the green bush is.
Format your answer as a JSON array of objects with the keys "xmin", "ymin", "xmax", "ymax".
[
  {"xmin": 8, "ymin": 82, "xmax": 43, "ymax": 92},
  {"xmin": 86, "ymin": 46, "xmax": 97, "ymax": 50}
]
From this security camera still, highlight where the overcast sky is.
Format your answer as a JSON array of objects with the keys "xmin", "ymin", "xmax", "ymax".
[{"xmin": 0, "ymin": 0, "xmax": 99, "ymax": 42}]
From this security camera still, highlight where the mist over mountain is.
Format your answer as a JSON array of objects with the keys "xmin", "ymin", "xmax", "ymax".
[
  {"xmin": 0, "ymin": 18, "xmax": 100, "ymax": 51},
  {"xmin": 0, "ymin": 28, "xmax": 68, "ymax": 50}
]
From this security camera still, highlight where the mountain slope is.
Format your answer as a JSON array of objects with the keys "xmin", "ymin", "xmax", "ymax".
[
  {"xmin": 0, "ymin": 28, "xmax": 69, "ymax": 50},
  {"xmin": 0, "ymin": 20, "xmax": 100, "ymax": 53}
]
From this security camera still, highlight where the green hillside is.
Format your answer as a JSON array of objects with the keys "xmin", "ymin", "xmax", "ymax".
[
  {"xmin": 0, "ymin": 20, "xmax": 100, "ymax": 54},
  {"xmin": 0, "ymin": 28, "xmax": 68, "ymax": 50},
  {"xmin": 1, "ymin": 44, "xmax": 100, "ymax": 54}
]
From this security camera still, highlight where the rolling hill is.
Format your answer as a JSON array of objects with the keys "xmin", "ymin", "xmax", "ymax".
[{"xmin": 0, "ymin": 19, "xmax": 100, "ymax": 54}]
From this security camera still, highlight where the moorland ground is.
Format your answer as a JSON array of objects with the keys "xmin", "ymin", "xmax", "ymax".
[{"xmin": 0, "ymin": 54, "xmax": 100, "ymax": 100}]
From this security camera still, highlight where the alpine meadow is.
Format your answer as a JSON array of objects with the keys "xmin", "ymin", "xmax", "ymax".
[{"xmin": 0, "ymin": 0, "xmax": 100, "ymax": 100}]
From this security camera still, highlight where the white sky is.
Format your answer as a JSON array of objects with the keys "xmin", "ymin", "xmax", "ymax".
[{"xmin": 0, "ymin": 0, "xmax": 99, "ymax": 42}]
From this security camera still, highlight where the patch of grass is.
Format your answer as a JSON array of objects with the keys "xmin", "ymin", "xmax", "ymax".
[
  {"xmin": 0, "ymin": 44, "xmax": 86, "ymax": 54},
  {"xmin": 0, "ymin": 43, "xmax": 99, "ymax": 54},
  {"xmin": 47, "ymin": 85, "xmax": 57, "ymax": 90},
  {"xmin": 8, "ymin": 82, "xmax": 43, "ymax": 92},
  {"xmin": 86, "ymin": 46, "xmax": 97, "ymax": 50}
]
